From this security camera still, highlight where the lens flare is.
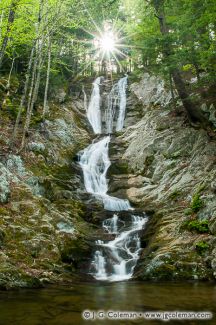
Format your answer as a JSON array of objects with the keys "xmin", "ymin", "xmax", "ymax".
[{"xmin": 97, "ymin": 31, "xmax": 116, "ymax": 53}]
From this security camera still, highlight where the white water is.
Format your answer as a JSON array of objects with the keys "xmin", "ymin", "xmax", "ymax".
[
  {"xmin": 80, "ymin": 76, "xmax": 146, "ymax": 282},
  {"xmin": 105, "ymin": 83, "xmax": 118, "ymax": 134},
  {"xmin": 79, "ymin": 136, "xmax": 131, "ymax": 211},
  {"xmin": 87, "ymin": 77, "xmax": 102, "ymax": 134},
  {"xmin": 91, "ymin": 214, "xmax": 148, "ymax": 281},
  {"xmin": 82, "ymin": 86, "xmax": 88, "ymax": 112},
  {"xmin": 105, "ymin": 76, "xmax": 128, "ymax": 133},
  {"xmin": 116, "ymin": 76, "xmax": 128, "ymax": 131}
]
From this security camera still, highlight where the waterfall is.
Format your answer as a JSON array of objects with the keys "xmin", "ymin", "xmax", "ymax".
[
  {"xmin": 79, "ymin": 136, "xmax": 131, "ymax": 211},
  {"xmin": 90, "ymin": 214, "xmax": 148, "ymax": 281},
  {"xmin": 105, "ymin": 83, "xmax": 119, "ymax": 134},
  {"xmin": 79, "ymin": 76, "xmax": 146, "ymax": 282},
  {"xmin": 87, "ymin": 77, "xmax": 102, "ymax": 134},
  {"xmin": 116, "ymin": 76, "xmax": 128, "ymax": 131},
  {"xmin": 82, "ymin": 86, "xmax": 88, "ymax": 112},
  {"xmin": 105, "ymin": 76, "xmax": 128, "ymax": 133}
]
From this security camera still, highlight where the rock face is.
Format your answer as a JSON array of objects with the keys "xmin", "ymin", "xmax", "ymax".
[
  {"xmin": 108, "ymin": 73, "xmax": 216, "ymax": 281},
  {"xmin": 0, "ymin": 98, "xmax": 96, "ymax": 289},
  {"xmin": 130, "ymin": 73, "xmax": 174, "ymax": 109}
]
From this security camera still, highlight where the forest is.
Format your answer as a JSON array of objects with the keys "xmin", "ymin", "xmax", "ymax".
[
  {"xmin": 0, "ymin": 0, "xmax": 215, "ymax": 140},
  {"xmin": 0, "ymin": 0, "xmax": 216, "ymax": 324}
]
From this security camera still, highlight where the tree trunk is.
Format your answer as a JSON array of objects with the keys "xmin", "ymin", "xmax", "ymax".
[
  {"xmin": 43, "ymin": 33, "xmax": 51, "ymax": 117},
  {"xmin": 10, "ymin": 45, "xmax": 35, "ymax": 148},
  {"xmin": 20, "ymin": 36, "xmax": 44, "ymax": 150},
  {"xmin": 20, "ymin": 44, "xmax": 39, "ymax": 150},
  {"xmin": 0, "ymin": 9, "xmax": 4, "ymax": 41},
  {"xmin": 20, "ymin": 0, "xmax": 45, "ymax": 150},
  {"xmin": 2, "ymin": 57, "xmax": 15, "ymax": 107},
  {"xmin": 0, "ymin": 1, "xmax": 18, "ymax": 70},
  {"xmin": 152, "ymin": 0, "xmax": 208, "ymax": 124},
  {"xmin": 169, "ymin": 72, "xmax": 175, "ymax": 108}
]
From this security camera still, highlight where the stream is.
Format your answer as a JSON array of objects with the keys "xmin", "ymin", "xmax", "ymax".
[
  {"xmin": 79, "ymin": 76, "xmax": 147, "ymax": 281},
  {"xmin": 0, "ymin": 282, "xmax": 215, "ymax": 324}
]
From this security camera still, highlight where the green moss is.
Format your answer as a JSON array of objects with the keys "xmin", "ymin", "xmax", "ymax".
[
  {"xmin": 0, "ymin": 270, "xmax": 42, "ymax": 289},
  {"xmin": 169, "ymin": 189, "xmax": 181, "ymax": 200},
  {"xmin": 0, "ymin": 229, "xmax": 5, "ymax": 246},
  {"xmin": 0, "ymin": 207, "xmax": 9, "ymax": 215},
  {"xmin": 145, "ymin": 155, "xmax": 154, "ymax": 167},
  {"xmin": 184, "ymin": 208, "xmax": 193, "ymax": 216},
  {"xmin": 163, "ymin": 150, "xmax": 181, "ymax": 159},
  {"xmin": 195, "ymin": 241, "xmax": 209, "ymax": 255},
  {"xmin": 191, "ymin": 193, "xmax": 203, "ymax": 212},
  {"xmin": 108, "ymin": 161, "xmax": 129, "ymax": 175},
  {"xmin": 182, "ymin": 219, "xmax": 209, "ymax": 233},
  {"xmin": 59, "ymin": 238, "xmax": 90, "ymax": 264}
]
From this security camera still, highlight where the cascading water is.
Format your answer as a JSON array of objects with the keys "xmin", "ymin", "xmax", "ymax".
[
  {"xmin": 105, "ymin": 76, "xmax": 128, "ymax": 134},
  {"xmin": 87, "ymin": 77, "xmax": 102, "ymax": 134},
  {"xmin": 116, "ymin": 76, "xmax": 128, "ymax": 131},
  {"xmin": 79, "ymin": 136, "xmax": 131, "ymax": 211},
  {"xmin": 79, "ymin": 76, "xmax": 147, "ymax": 282},
  {"xmin": 105, "ymin": 83, "xmax": 119, "ymax": 134},
  {"xmin": 90, "ymin": 214, "xmax": 148, "ymax": 281}
]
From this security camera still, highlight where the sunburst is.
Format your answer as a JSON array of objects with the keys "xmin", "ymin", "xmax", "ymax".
[
  {"xmin": 71, "ymin": 0, "xmax": 139, "ymax": 78},
  {"xmin": 89, "ymin": 22, "xmax": 133, "ymax": 76}
]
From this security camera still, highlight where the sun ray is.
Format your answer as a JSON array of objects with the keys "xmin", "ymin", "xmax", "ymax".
[
  {"xmin": 119, "ymin": 32, "xmax": 138, "ymax": 42},
  {"xmin": 72, "ymin": 49, "xmax": 103, "ymax": 81},
  {"xmin": 80, "ymin": 27, "xmax": 98, "ymax": 39},
  {"xmin": 111, "ymin": 50, "xmax": 125, "ymax": 72},
  {"xmin": 99, "ymin": 50, "xmax": 106, "ymax": 71},
  {"xmin": 76, "ymin": 2, "xmax": 136, "ymax": 75},
  {"xmin": 112, "ymin": 7, "xmax": 121, "ymax": 32},
  {"xmin": 80, "ymin": 0, "xmax": 102, "ymax": 37},
  {"xmin": 114, "ymin": 48, "xmax": 128, "ymax": 58},
  {"xmin": 115, "ymin": 44, "xmax": 142, "ymax": 49}
]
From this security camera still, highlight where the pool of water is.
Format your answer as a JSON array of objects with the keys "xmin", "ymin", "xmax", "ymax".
[{"xmin": 0, "ymin": 281, "xmax": 215, "ymax": 324}]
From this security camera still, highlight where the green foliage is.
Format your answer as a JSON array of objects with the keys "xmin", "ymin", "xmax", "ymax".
[
  {"xmin": 191, "ymin": 193, "xmax": 203, "ymax": 212},
  {"xmin": 183, "ymin": 219, "xmax": 209, "ymax": 233},
  {"xmin": 122, "ymin": 0, "xmax": 216, "ymax": 86},
  {"xmin": 195, "ymin": 241, "xmax": 209, "ymax": 255}
]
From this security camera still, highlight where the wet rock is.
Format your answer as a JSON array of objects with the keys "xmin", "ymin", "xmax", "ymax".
[
  {"xmin": 0, "ymin": 229, "xmax": 5, "ymax": 247},
  {"xmin": 60, "ymin": 237, "xmax": 92, "ymax": 269}
]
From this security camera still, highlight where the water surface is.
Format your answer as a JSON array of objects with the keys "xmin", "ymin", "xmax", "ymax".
[{"xmin": 0, "ymin": 281, "xmax": 215, "ymax": 324}]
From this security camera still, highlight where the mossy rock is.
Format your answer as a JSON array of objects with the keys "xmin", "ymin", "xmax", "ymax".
[
  {"xmin": 191, "ymin": 193, "xmax": 203, "ymax": 212},
  {"xmin": 0, "ymin": 229, "xmax": 5, "ymax": 246},
  {"xmin": 195, "ymin": 241, "xmax": 210, "ymax": 255},
  {"xmin": 0, "ymin": 269, "xmax": 42, "ymax": 289},
  {"xmin": 169, "ymin": 189, "xmax": 182, "ymax": 201},
  {"xmin": 107, "ymin": 161, "xmax": 129, "ymax": 176},
  {"xmin": 59, "ymin": 237, "xmax": 92, "ymax": 266},
  {"xmin": 0, "ymin": 207, "xmax": 9, "ymax": 216}
]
